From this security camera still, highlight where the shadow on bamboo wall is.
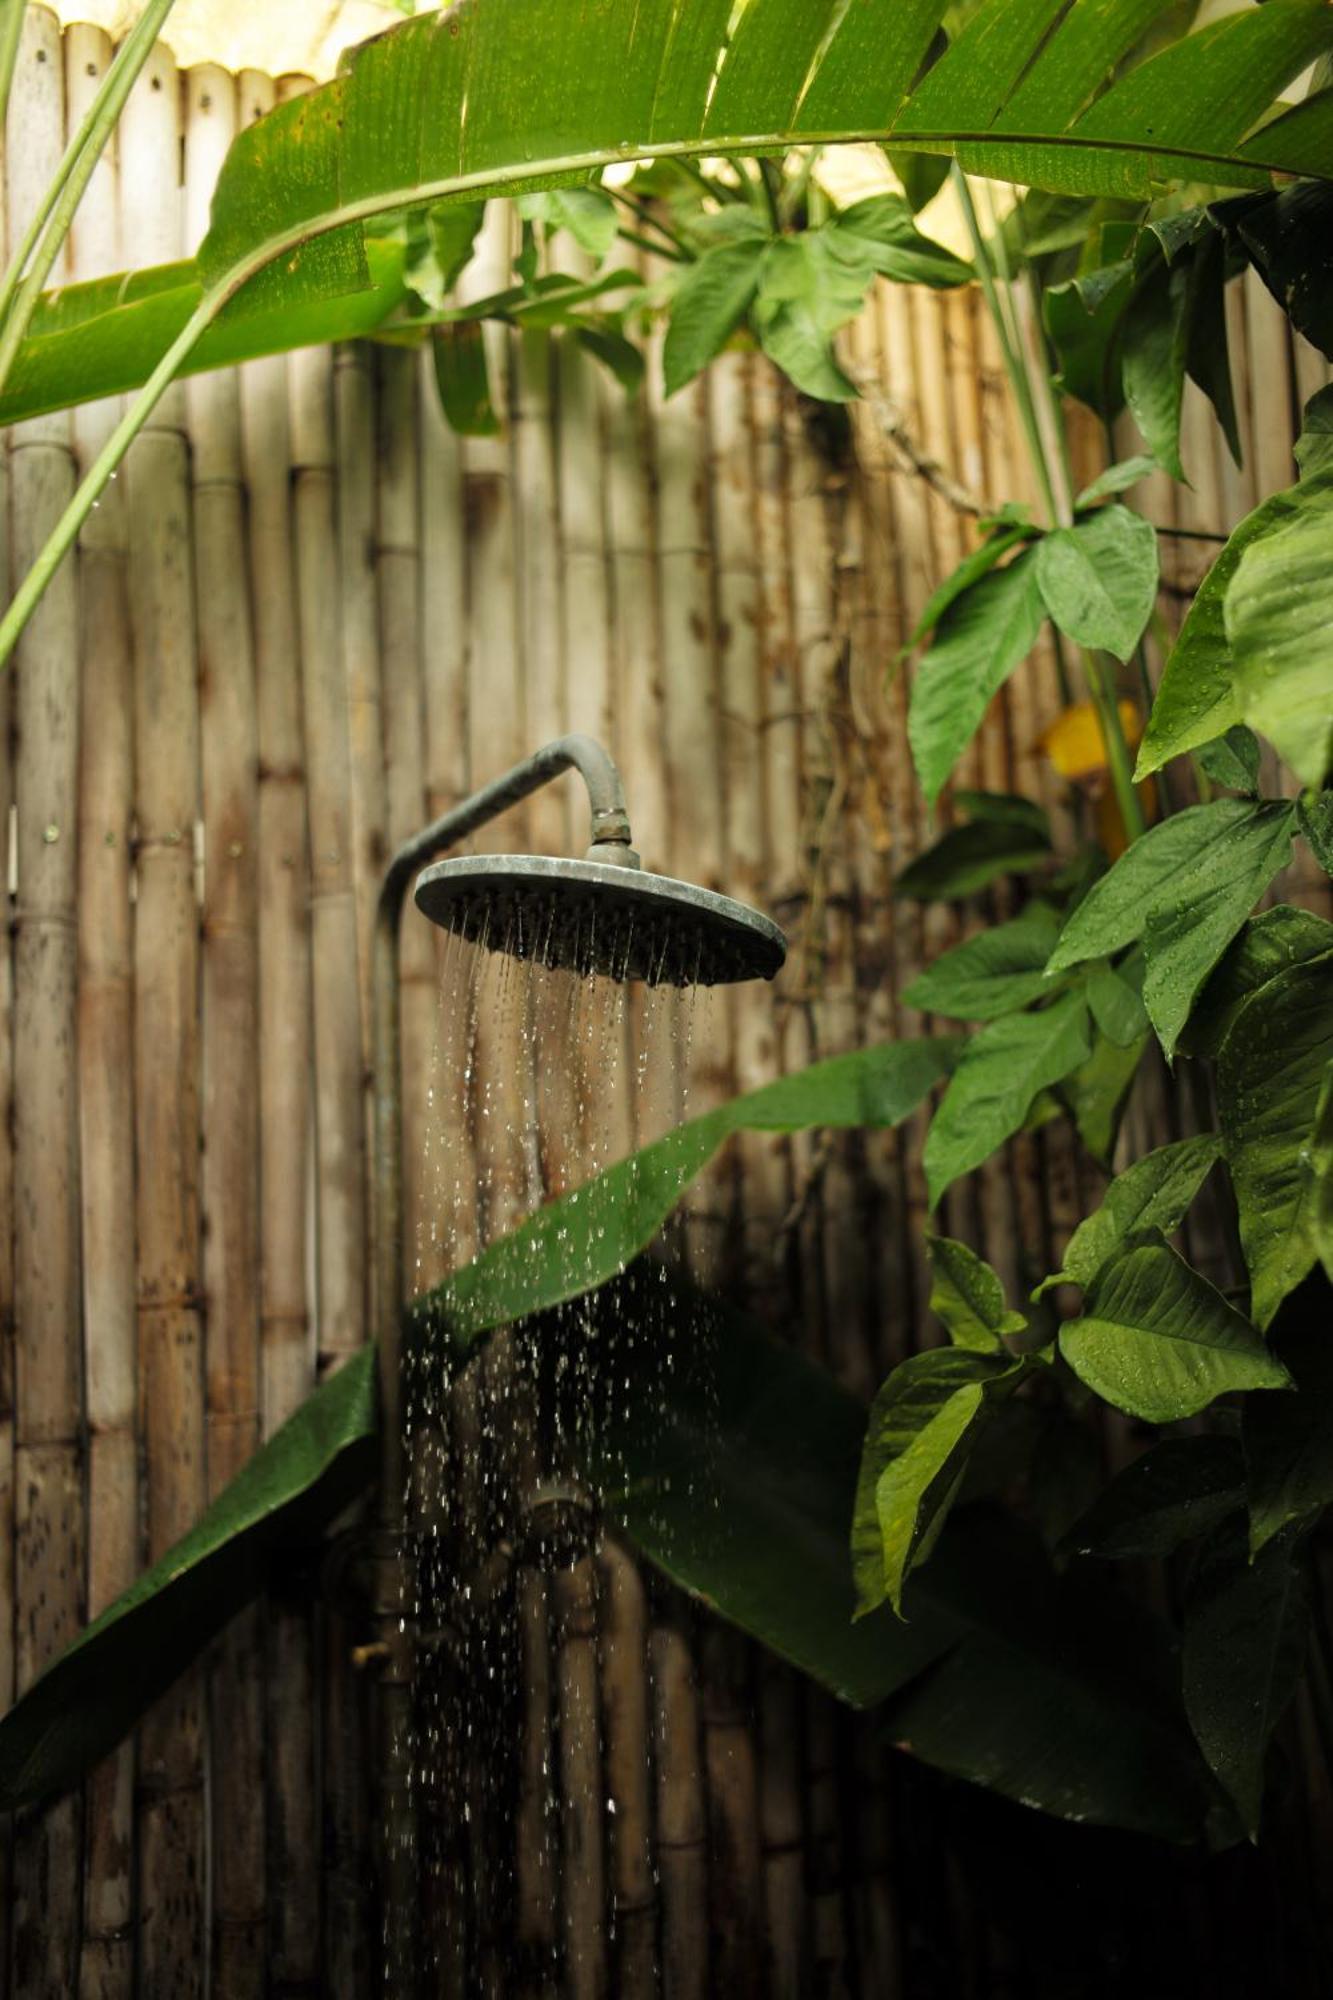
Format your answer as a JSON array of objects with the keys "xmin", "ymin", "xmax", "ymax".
[{"xmin": 0, "ymin": 13, "xmax": 1330, "ymax": 1998}]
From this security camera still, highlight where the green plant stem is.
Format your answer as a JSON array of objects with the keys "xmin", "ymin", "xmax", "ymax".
[
  {"xmin": 608, "ymin": 219, "xmax": 689, "ymax": 263},
  {"xmin": 759, "ymin": 157, "xmax": 784, "ymax": 234},
  {"xmin": 780, "ymin": 145, "xmax": 823, "ymax": 225},
  {"xmin": 606, "ymin": 186, "xmax": 693, "ymax": 258},
  {"xmin": 0, "ymin": 296, "xmax": 211, "ymax": 671},
  {"xmin": 952, "ymin": 166, "xmax": 1060, "ymax": 529},
  {"xmin": 0, "ymin": 0, "xmax": 24, "ymax": 134},
  {"xmin": 0, "ymin": 0, "xmax": 180, "ymax": 403}
]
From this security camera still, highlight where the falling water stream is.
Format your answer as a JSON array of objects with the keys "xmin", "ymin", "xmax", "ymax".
[{"xmin": 401, "ymin": 902, "xmax": 723, "ymax": 1992}]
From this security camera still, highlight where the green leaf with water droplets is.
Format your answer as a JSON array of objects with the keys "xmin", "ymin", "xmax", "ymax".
[
  {"xmin": 1035, "ymin": 504, "xmax": 1159, "ymax": 662},
  {"xmin": 1141, "ymin": 800, "xmax": 1297, "ymax": 1060},
  {"xmin": 1046, "ymin": 799, "xmax": 1261, "ymax": 974},
  {"xmin": 1224, "ymin": 472, "xmax": 1333, "ymax": 791},
  {"xmin": 924, "ymin": 991, "xmax": 1093, "ymax": 1207},
  {"xmin": 1059, "ymin": 1233, "xmax": 1292, "ymax": 1424},
  {"xmin": 1245, "ymin": 1284, "xmax": 1333, "ymax": 1554},
  {"xmin": 1218, "ymin": 950, "xmax": 1333, "ymax": 1329},
  {"xmin": 1182, "ymin": 905, "xmax": 1333, "ymax": 1060},
  {"xmin": 903, "ymin": 901, "xmax": 1063, "ymax": 1021},
  {"xmin": 1196, "ymin": 725, "xmax": 1260, "ymax": 796},
  {"xmin": 853, "ymin": 1347, "xmax": 1024, "ymax": 1617},
  {"xmin": 926, "ymin": 1235, "xmax": 1027, "ymax": 1352},
  {"xmin": 1036, "ymin": 1133, "xmax": 1222, "ymax": 1299}
]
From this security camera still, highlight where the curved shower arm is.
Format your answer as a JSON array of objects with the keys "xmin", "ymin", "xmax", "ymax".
[{"xmin": 369, "ymin": 733, "xmax": 635, "ymax": 1996}]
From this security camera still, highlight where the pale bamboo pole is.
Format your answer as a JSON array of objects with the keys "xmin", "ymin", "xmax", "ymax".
[
  {"xmin": 118, "ymin": 38, "xmax": 211, "ymax": 1990},
  {"xmin": 237, "ymin": 65, "xmax": 322, "ymax": 1995},
  {"xmin": 376, "ymin": 344, "xmax": 434, "ymax": 1292},
  {"xmin": 183, "ymin": 62, "xmax": 268, "ymax": 1994},
  {"xmin": 6, "ymin": 11, "xmax": 83, "ymax": 1987},
  {"xmin": 335, "ymin": 335, "xmax": 385, "ymax": 1076},
  {"xmin": 282, "ymin": 73, "xmax": 372, "ymax": 1991},
  {"xmin": 65, "ymin": 24, "xmax": 136, "ymax": 1995}
]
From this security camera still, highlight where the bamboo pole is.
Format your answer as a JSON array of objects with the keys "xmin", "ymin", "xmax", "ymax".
[
  {"xmin": 335, "ymin": 336, "xmax": 386, "ymax": 1070},
  {"xmin": 6, "ymin": 11, "xmax": 84, "ymax": 1988},
  {"xmin": 65, "ymin": 23, "xmax": 136, "ymax": 1996},
  {"xmin": 650, "ymin": 1608, "xmax": 710, "ymax": 2000},
  {"xmin": 0, "ymin": 38, "xmax": 13, "ymax": 1986},
  {"xmin": 184, "ymin": 62, "xmax": 268, "ymax": 1995},
  {"xmin": 282, "ymin": 72, "xmax": 372, "ymax": 1990},
  {"xmin": 237, "ymin": 64, "xmax": 322, "ymax": 1996},
  {"xmin": 119, "ymin": 39, "xmax": 211, "ymax": 1993}
]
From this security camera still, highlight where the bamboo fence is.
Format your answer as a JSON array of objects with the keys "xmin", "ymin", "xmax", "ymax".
[{"xmin": 0, "ymin": 16, "xmax": 1329, "ymax": 1995}]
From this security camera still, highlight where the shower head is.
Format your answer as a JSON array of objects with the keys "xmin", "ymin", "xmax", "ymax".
[{"xmin": 413, "ymin": 852, "xmax": 787, "ymax": 987}]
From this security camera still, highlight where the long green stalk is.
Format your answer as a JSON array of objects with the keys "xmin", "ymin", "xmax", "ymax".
[
  {"xmin": 0, "ymin": 0, "xmax": 24, "ymax": 135},
  {"xmin": 955, "ymin": 166, "xmax": 1145, "ymax": 844},
  {"xmin": 0, "ymin": 294, "xmax": 211, "ymax": 669},
  {"xmin": 0, "ymin": 0, "xmax": 181, "ymax": 403}
]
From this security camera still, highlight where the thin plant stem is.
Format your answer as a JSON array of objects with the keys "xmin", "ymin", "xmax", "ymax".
[
  {"xmin": 0, "ymin": 0, "xmax": 24, "ymax": 135},
  {"xmin": 758, "ymin": 157, "xmax": 784, "ymax": 233},
  {"xmin": 608, "ymin": 221, "xmax": 689, "ymax": 264},
  {"xmin": 951, "ymin": 165, "xmax": 1060, "ymax": 528},
  {"xmin": 0, "ymin": 294, "xmax": 211, "ymax": 671},
  {"xmin": 606, "ymin": 186, "xmax": 692, "ymax": 258},
  {"xmin": 780, "ymin": 145, "xmax": 823, "ymax": 225},
  {"xmin": 0, "ymin": 0, "xmax": 180, "ymax": 402}
]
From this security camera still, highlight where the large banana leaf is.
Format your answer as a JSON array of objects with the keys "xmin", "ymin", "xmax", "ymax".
[
  {"xmin": 560, "ymin": 1270, "xmax": 1221, "ymax": 1841},
  {"xmin": 414, "ymin": 1035, "xmax": 960, "ymax": 1350},
  {"xmin": 4, "ymin": 0, "xmax": 1332, "ymax": 427},
  {"xmin": 0, "ymin": 1348, "xmax": 376, "ymax": 1813}
]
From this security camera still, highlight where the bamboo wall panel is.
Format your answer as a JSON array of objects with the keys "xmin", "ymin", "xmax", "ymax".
[{"xmin": 0, "ymin": 23, "xmax": 1330, "ymax": 1995}]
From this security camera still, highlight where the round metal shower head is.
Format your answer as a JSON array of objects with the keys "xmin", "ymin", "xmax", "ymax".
[{"xmin": 414, "ymin": 852, "xmax": 786, "ymax": 987}]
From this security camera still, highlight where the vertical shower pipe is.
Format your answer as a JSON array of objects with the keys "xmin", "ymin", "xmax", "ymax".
[{"xmin": 369, "ymin": 733, "xmax": 637, "ymax": 1991}]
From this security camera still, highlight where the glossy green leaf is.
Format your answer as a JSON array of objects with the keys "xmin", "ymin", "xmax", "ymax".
[
  {"xmin": 431, "ymin": 320, "xmax": 499, "ymax": 435},
  {"xmin": 853, "ymin": 1348, "xmax": 1023, "ymax": 1616},
  {"xmin": 1087, "ymin": 959, "xmax": 1148, "ymax": 1048},
  {"xmin": 903, "ymin": 901, "xmax": 1063, "ymax": 1022},
  {"xmin": 828, "ymin": 194, "xmax": 971, "ymax": 288},
  {"xmin": 661, "ymin": 236, "xmax": 765, "ymax": 397},
  {"xmin": 420, "ymin": 1037, "xmax": 960, "ymax": 1352},
  {"xmin": 1220, "ymin": 180, "xmax": 1333, "ymax": 364},
  {"xmin": 1045, "ymin": 256, "xmax": 1133, "ymax": 418},
  {"xmin": 562, "ymin": 1269, "xmax": 958, "ymax": 1709},
  {"xmin": 1035, "ymin": 505, "xmax": 1159, "ymax": 662},
  {"xmin": 1224, "ymin": 472, "xmax": 1333, "ymax": 791},
  {"xmin": 924, "ymin": 991, "xmax": 1093, "ymax": 1207},
  {"xmin": 1196, "ymin": 725, "xmax": 1260, "ymax": 797},
  {"xmin": 1299, "ymin": 790, "xmax": 1333, "ymax": 876},
  {"xmin": 908, "ymin": 550, "xmax": 1046, "ymax": 803},
  {"xmin": 909, "ymin": 525, "xmax": 1032, "ymax": 646},
  {"xmin": 1046, "ymin": 800, "xmax": 1259, "ymax": 974},
  {"xmin": 1182, "ymin": 1517, "xmax": 1309, "ymax": 1840},
  {"xmin": 1183, "ymin": 223, "xmax": 1241, "ymax": 469},
  {"xmin": 1074, "ymin": 456, "xmax": 1158, "ymax": 509},
  {"xmin": 1245, "ymin": 1283, "xmax": 1333, "ymax": 1553},
  {"xmin": 926, "ymin": 1235, "xmax": 1028, "ymax": 1352},
  {"xmin": 567, "ymin": 1272, "xmax": 1218, "ymax": 1840},
  {"xmin": 1182, "ymin": 905, "xmax": 1333, "ymax": 1061},
  {"xmin": 1314, "ymin": 1066, "xmax": 1333, "ymax": 1287},
  {"xmin": 1065, "ymin": 1436, "xmax": 1245, "ymax": 1560},
  {"xmin": 1218, "ymin": 951, "xmax": 1333, "ymax": 1329},
  {"xmin": 751, "ymin": 231, "xmax": 863, "ymax": 401},
  {"xmin": 2, "ymin": 0, "xmax": 1331, "ymax": 432},
  {"xmin": 883, "ymin": 1514, "xmax": 1218, "ymax": 1842},
  {"xmin": 1038, "ymin": 1134, "xmax": 1223, "ymax": 1297},
  {"xmin": 1141, "ymin": 801, "xmax": 1297, "ymax": 1060},
  {"xmin": 1122, "ymin": 252, "xmax": 1188, "ymax": 478},
  {"xmin": 1059, "ymin": 1233, "xmax": 1291, "ymax": 1424},
  {"xmin": 1059, "ymin": 1027, "xmax": 1146, "ymax": 1166},
  {"xmin": 894, "ymin": 819, "xmax": 1052, "ymax": 902},
  {"xmin": 0, "ymin": 1349, "xmax": 377, "ymax": 1811}
]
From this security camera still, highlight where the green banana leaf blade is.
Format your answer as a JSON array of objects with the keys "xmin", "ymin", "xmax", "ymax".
[{"xmin": 0, "ymin": 1349, "xmax": 377, "ymax": 1813}]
